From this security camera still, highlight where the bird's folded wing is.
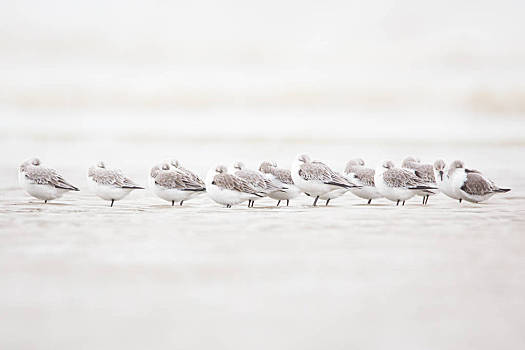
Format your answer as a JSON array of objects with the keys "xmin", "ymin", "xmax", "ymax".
[
  {"xmin": 383, "ymin": 168, "xmax": 422, "ymax": 187},
  {"xmin": 351, "ymin": 167, "xmax": 375, "ymax": 187},
  {"xmin": 213, "ymin": 174, "xmax": 258, "ymax": 194},
  {"xmin": 155, "ymin": 170, "xmax": 205, "ymax": 190},
  {"xmin": 235, "ymin": 170, "xmax": 267, "ymax": 189},
  {"xmin": 414, "ymin": 164, "xmax": 436, "ymax": 183},
  {"xmin": 26, "ymin": 167, "xmax": 78, "ymax": 190},
  {"xmin": 298, "ymin": 162, "xmax": 333, "ymax": 182},
  {"xmin": 461, "ymin": 173, "xmax": 494, "ymax": 195},
  {"xmin": 271, "ymin": 168, "xmax": 294, "ymax": 185}
]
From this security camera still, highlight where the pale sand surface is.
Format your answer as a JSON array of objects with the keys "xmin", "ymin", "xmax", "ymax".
[{"xmin": 1, "ymin": 139, "xmax": 524, "ymax": 349}]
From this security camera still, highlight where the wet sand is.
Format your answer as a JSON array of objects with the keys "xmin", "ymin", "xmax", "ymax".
[{"xmin": 1, "ymin": 138, "xmax": 524, "ymax": 349}]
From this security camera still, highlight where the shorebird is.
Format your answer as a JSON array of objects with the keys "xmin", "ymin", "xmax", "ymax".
[
  {"xmin": 291, "ymin": 154, "xmax": 358, "ymax": 206},
  {"xmin": 401, "ymin": 157, "xmax": 439, "ymax": 205},
  {"xmin": 448, "ymin": 160, "xmax": 510, "ymax": 203},
  {"xmin": 314, "ymin": 165, "xmax": 359, "ymax": 206},
  {"xmin": 233, "ymin": 161, "xmax": 284, "ymax": 207},
  {"xmin": 18, "ymin": 157, "xmax": 79, "ymax": 203},
  {"xmin": 433, "ymin": 159, "xmax": 462, "ymax": 203},
  {"xmin": 259, "ymin": 161, "xmax": 301, "ymax": 206},
  {"xmin": 87, "ymin": 161, "xmax": 144, "ymax": 206},
  {"xmin": 374, "ymin": 160, "xmax": 437, "ymax": 206},
  {"xmin": 205, "ymin": 164, "xmax": 263, "ymax": 207},
  {"xmin": 344, "ymin": 158, "xmax": 383, "ymax": 204},
  {"xmin": 149, "ymin": 161, "xmax": 206, "ymax": 206}
]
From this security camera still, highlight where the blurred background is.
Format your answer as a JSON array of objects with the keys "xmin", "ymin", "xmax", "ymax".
[{"xmin": 2, "ymin": 0, "xmax": 525, "ymax": 145}]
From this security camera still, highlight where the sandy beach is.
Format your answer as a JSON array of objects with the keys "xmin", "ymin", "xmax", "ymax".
[{"xmin": 1, "ymin": 134, "xmax": 524, "ymax": 349}]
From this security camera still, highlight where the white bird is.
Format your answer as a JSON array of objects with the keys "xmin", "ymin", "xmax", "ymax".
[
  {"xmin": 233, "ymin": 161, "xmax": 284, "ymax": 207},
  {"xmin": 314, "ymin": 166, "xmax": 359, "ymax": 206},
  {"xmin": 87, "ymin": 161, "xmax": 144, "ymax": 206},
  {"xmin": 149, "ymin": 160, "xmax": 206, "ymax": 206},
  {"xmin": 291, "ymin": 154, "xmax": 358, "ymax": 206},
  {"xmin": 401, "ymin": 156, "xmax": 439, "ymax": 205},
  {"xmin": 258, "ymin": 161, "xmax": 301, "ymax": 206},
  {"xmin": 205, "ymin": 165, "xmax": 263, "ymax": 208},
  {"xmin": 433, "ymin": 159, "xmax": 462, "ymax": 203},
  {"xmin": 344, "ymin": 158, "xmax": 383, "ymax": 204},
  {"xmin": 448, "ymin": 160, "xmax": 510, "ymax": 203},
  {"xmin": 374, "ymin": 160, "xmax": 437, "ymax": 206},
  {"xmin": 18, "ymin": 157, "xmax": 79, "ymax": 203}
]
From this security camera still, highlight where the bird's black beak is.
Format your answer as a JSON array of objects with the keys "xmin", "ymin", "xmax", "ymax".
[{"xmin": 439, "ymin": 171, "xmax": 443, "ymax": 181}]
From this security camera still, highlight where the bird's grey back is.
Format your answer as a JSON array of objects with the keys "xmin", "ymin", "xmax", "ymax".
[
  {"xmin": 461, "ymin": 173, "xmax": 497, "ymax": 195},
  {"xmin": 155, "ymin": 169, "xmax": 205, "ymax": 190},
  {"xmin": 270, "ymin": 167, "xmax": 294, "ymax": 185},
  {"xmin": 89, "ymin": 167, "xmax": 140, "ymax": 188},
  {"xmin": 349, "ymin": 167, "xmax": 375, "ymax": 187},
  {"xmin": 383, "ymin": 168, "xmax": 426, "ymax": 188},
  {"xmin": 413, "ymin": 164, "xmax": 436, "ymax": 183},
  {"xmin": 213, "ymin": 173, "xmax": 258, "ymax": 194},
  {"xmin": 24, "ymin": 165, "xmax": 78, "ymax": 190}
]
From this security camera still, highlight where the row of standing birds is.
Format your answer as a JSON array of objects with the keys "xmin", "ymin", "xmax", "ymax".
[{"xmin": 17, "ymin": 155, "xmax": 511, "ymax": 207}]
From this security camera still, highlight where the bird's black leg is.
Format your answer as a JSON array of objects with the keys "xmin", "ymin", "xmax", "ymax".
[
  {"xmin": 402, "ymin": 200, "xmax": 405, "ymax": 206},
  {"xmin": 277, "ymin": 200, "xmax": 281, "ymax": 206},
  {"xmin": 459, "ymin": 198, "xmax": 462, "ymax": 204},
  {"xmin": 325, "ymin": 198, "xmax": 330, "ymax": 206},
  {"xmin": 180, "ymin": 200, "xmax": 184, "ymax": 206},
  {"xmin": 396, "ymin": 200, "xmax": 400, "ymax": 206},
  {"xmin": 286, "ymin": 199, "xmax": 289, "ymax": 206},
  {"xmin": 367, "ymin": 199, "xmax": 372, "ymax": 205},
  {"xmin": 44, "ymin": 200, "xmax": 47, "ymax": 204},
  {"xmin": 247, "ymin": 200, "xmax": 251, "ymax": 208},
  {"xmin": 172, "ymin": 200, "xmax": 175, "ymax": 206},
  {"xmin": 313, "ymin": 196, "xmax": 319, "ymax": 206},
  {"xmin": 110, "ymin": 199, "xmax": 114, "ymax": 207},
  {"xmin": 422, "ymin": 196, "xmax": 425, "ymax": 205}
]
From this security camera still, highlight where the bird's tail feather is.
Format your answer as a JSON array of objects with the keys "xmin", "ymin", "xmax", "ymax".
[{"xmin": 495, "ymin": 188, "xmax": 511, "ymax": 193}]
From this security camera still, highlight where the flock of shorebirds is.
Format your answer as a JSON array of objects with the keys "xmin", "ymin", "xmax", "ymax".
[{"xmin": 17, "ymin": 154, "xmax": 511, "ymax": 208}]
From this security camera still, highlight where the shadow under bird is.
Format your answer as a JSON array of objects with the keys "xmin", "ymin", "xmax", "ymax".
[
  {"xmin": 18, "ymin": 157, "xmax": 79, "ymax": 203},
  {"xmin": 87, "ymin": 161, "xmax": 144, "ymax": 207}
]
